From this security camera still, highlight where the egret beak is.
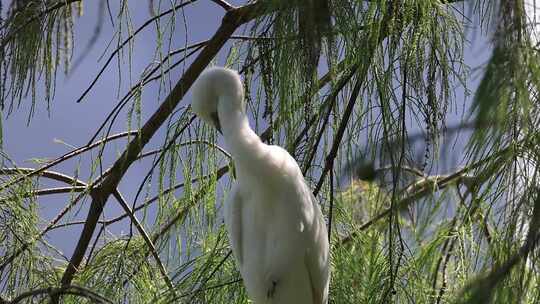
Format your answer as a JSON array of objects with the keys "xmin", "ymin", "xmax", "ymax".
[{"xmin": 210, "ymin": 112, "xmax": 222, "ymax": 134}]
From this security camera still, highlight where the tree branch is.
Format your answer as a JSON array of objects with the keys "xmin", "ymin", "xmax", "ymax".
[
  {"xmin": 340, "ymin": 145, "xmax": 515, "ymax": 245},
  {"xmin": 88, "ymin": 42, "xmax": 206, "ymax": 144},
  {"xmin": 0, "ymin": 131, "xmax": 138, "ymax": 192},
  {"xmin": 209, "ymin": 0, "xmax": 235, "ymax": 11},
  {"xmin": 457, "ymin": 190, "xmax": 540, "ymax": 303},
  {"xmin": 7, "ymin": 285, "xmax": 112, "ymax": 304},
  {"xmin": 314, "ymin": 77, "xmax": 363, "ymax": 195},
  {"xmin": 301, "ymin": 66, "xmax": 359, "ymax": 175},
  {"xmin": 0, "ymin": 168, "xmax": 87, "ymax": 187},
  {"xmin": 109, "ymin": 190, "xmax": 175, "ymax": 294}
]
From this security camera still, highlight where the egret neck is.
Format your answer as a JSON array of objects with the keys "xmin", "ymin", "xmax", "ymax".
[{"xmin": 217, "ymin": 95, "xmax": 263, "ymax": 164}]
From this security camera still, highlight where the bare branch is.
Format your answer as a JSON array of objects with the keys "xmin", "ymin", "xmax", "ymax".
[
  {"xmin": 302, "ymin": 67, "xmax": 359, "ymax": 175},
  {"xmin": 0, "ymin": 131, "xmax": 138, "ymax": 192},
  {"xmin": 0, "ymin": 168, "xmax": 87, "ymax": 187},
  {"xmin": 209, "ymin": 0, "xmax": 235, "ymax": 11}
]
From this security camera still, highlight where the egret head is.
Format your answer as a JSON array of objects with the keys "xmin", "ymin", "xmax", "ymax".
[{"xmin": 191, "ymin": 67, "xmax": 245, "ymax": 133}]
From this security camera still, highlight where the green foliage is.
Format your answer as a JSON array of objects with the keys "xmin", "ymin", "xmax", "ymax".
[
  {"xmin": 0, "ymin": 0, "xmax": 539, "ymax": 303},
  {"xmin": 0, "ymin": 168, "xmax": 58, "ymax": 300},
  {"xmin": 0, "ymin": 0, "xmax": 78, "ymax": 120}
]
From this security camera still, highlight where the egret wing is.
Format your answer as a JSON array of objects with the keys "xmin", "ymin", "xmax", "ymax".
[
  {"xmin": 225, "ymin": 184, "xmax": 244, "ymax": 265},
  {"xmin": 304, "ymin": 193, "xmax": 330, "ymax": 304}
]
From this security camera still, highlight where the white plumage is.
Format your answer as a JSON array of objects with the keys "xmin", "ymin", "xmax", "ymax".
[{"xmin": 191, "ymin": 67, "xmax": 330, "ymax": 304}]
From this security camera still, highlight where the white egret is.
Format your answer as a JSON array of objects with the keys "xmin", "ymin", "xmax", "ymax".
[{"xmin": 191, "ymin": 67, "xmax": 330, "ymax": 304}]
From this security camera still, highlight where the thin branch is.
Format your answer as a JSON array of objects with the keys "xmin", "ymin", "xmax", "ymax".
[
  {"xmin": 151, "ymin": 167, "xmax": 229, "ymax": 243},
  {"xmin": 302, "ymin": 66, "xmax": 359, "ymax": 175},
  {"xmin": 292, "ymin": 61, "xmax": 355, "ymax": 154},
  {"xmin": 0, "ymin": 131, "xmax": 138, "ymax": 192},
  {"xmin": 130, "ymin": 114, "xmax": 196, "ymax": 218},
  {"xmin": 109, "ymin": 190, "xmax": 175, "ymax": 294},
  {"xmin": 7, "ymin": 285, "xmax": 112, "ymax": 304},
  {"xmin": 179, "ymin": 278, "xmax": 242, "ymax": 297},
  {"xmin": 0, "ymin": 168, "xmax": 87, "ymax": 187},
  {"xmin": 104, "ymin": 168, "xmax": 223, "ymax": 225},
  {"xmin": 314, "ymin": 77, "xmax": 363, "ymax": 195},
  {"xmin": 41, "ymin": 141, "xmax": 228, "ymax": 228},
  {"xmin": 75, "ymin": 0, "xmax": 199, "ymax": 104},
  {"xmin": 457, "ymin": 190, "xmax": 540, "ymax": 302},
  {"xmin": 120, "ymin": 166, "xmax": 230, "ymax": 288},
  {"xmin": 311, "ymin": 16, "xmax": 390, "ymax": 195},
  {"xmin": 48, "ymin": 220, "xmax": 107, "ymax": 231},
  {"xmin": 0, "ymin": 186, "xmax": 87, "ymax": 202},
  {"xmin": 138, "ymin": 139, "xmax": 231, "ymax": 160},
  {"xmin": 87, "ymin": 41, "xmax": 207, "ymax": 145},
  {"xmin": 209, "ymin": 0, "xmax": 235, "ymax": 11},
  {"xmin": 230, "ymin": 34, "xmax": 285, "ymax": 41},
  {"xmin": 327, "ymin": 167, "xmax": 335, "ymax": 240},
  {"xmin": 340, "ymin": 145, "xmax": 515, "ymax": 245},
  {"xmin": 184, "ymin": 250, "xmax": 232, "ymax": 302}
]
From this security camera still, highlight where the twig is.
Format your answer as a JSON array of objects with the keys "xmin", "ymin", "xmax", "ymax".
[
  {"xmin": 292, "ymin": 61, "xmax": 354, "ymax": 154},
  {"xmin": 138, "ymin": 139, "xmax": 231, "ymax": 160},
  {"xmin": 75, "ymin": 0, "xmax": 199, "ymax": 104},
  {"xmin": 151, "ymin": 172, "xmax": 227, "ymax": 244},
  {"xmin": 311, "ymin": 20, "xmax": 389, "ymax": 195},
  {"xmin": 230, "ymin": 35, "xmax": 283, "ymax": 41},
  {"xmin": 120, "ymin": 166, "xmax": 230, "ymax": 288},
  {"xmin": 302, "ymin": 67, "xmax": 359, "ymax": 175},
  {"xmin": 87, "ymin": 41, "xmax": 207, "ymax": 145},
  {"xmin": 185, "ymin": 243, "xmax": 232, "ymax": 302},
  {"xmin": 0, "ymin": 131, "xmax": 138, "ymax": 192},
  {"xmin": 48, "ymin": 220, "xmax": 107, "ymax": 231},
  {"xmin": 7, "ymin": 285, "xmax": 112, "ymax": 304},
  {"xmin": 179, "ymin": 278, "xmax": 242, "ymax": 297},
  {"xmin": 327, "ymin": 167, "xmax": 335, "ymax": 241},
  {"xmin": 106, "ymin": 167, "xmax": 227, "ymax": 225},
  {"xmin": 0, "ymin": 186, "xmax": 87, "ymax": 202},
  {"xmin": 339, "ymin": 145, "xmax": 515, "ymax": 245},
  {"xmin": 0, "ymin": 168, "xmax": 87, "ymax": 187},
  {"xmin": 314, "ymin": 77, "xmax": 363, "ymax": 196},
  {"xmin": 457, "ymin": 190, "xmax": 540, "ymax": 302},
  {"xmin": 110, "ymin": 190, "xmax": 176, "ymax": 294},
  {"xmin": 435, "ymin": 238, "xmax": 457, "ymax": 304},
  {"xmin": 130, "ymin": 114, "xmax": 196, "ymax": 220},
  {"xmin": 209, "ymin": 0, "xmax": 235, "ymax": 11}
]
